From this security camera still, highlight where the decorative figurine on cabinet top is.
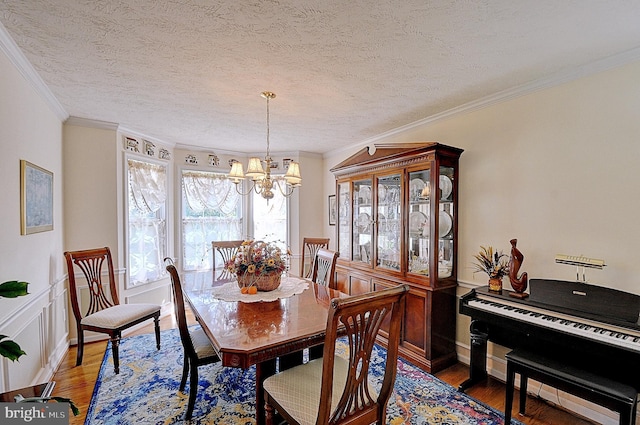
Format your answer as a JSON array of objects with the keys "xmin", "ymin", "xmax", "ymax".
[{"xmin": 508, "ymin": 238, "xmax": 529, "ymax": 299}]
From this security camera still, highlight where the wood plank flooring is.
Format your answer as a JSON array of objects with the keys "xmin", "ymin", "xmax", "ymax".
[{"xmin": 52, "ymin": 313, "xmax": 597, "ymax": 425}]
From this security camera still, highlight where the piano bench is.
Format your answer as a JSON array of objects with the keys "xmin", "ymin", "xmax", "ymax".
[{"xmin": 505, "ymin": 349, "xmax": 638, "ymax": 425}]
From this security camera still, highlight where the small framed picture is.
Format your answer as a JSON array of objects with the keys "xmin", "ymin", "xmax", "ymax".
[
  {"xmin": 328, "ymin": 195, "xmax": 336, "ymax": 226},
  {"xmin": 20, "ymin": 160, "xmax": 54, "ymax": 235}
]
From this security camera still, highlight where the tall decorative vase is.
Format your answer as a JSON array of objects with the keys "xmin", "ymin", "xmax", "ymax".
[{"xmin": 488, "ymin": 277, "xmax": 503, "ymax": 292}]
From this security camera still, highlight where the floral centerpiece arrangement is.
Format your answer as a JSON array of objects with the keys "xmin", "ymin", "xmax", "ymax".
[
  {"xmin": 225, "ymin": 240, "xmax": 288, "ymax": 293},
  {"xmin": 472, "ymin": 245, "xmax": 509, "ymax": 292}
]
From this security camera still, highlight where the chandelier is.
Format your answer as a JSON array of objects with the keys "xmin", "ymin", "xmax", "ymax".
[{"xmin": 228, "ymin": 91, "xmax": 302, "ymax": 200}]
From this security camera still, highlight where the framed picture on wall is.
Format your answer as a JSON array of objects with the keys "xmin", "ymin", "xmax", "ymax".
[
  {"xmin": 20, "ymin": 160, "xmax": 53, "ymax": 235},
  {"xmin": 328, "ymin": 195, "xmax": 336, "ymax": 226}
]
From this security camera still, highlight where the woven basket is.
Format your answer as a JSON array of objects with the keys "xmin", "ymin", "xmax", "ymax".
[{"xmin": 237, "ymin": 272, "xmax": 282, "ymax": 292}]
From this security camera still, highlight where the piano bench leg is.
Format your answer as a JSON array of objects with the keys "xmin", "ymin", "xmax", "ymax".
[
  {"xmin": 519, "ymin": 374, "xmax": 528, "ymax": 415},
  {"xmin": 504, "ymin": 360, "xmax": 516, "ymax": 424}
]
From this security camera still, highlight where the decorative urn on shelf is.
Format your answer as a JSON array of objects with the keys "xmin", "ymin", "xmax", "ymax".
[
  {"xmin": 472, "ymin": 246, "xmax": 509, "ymax": 292},
  {"xmin": 225, "ymin": 240, "xmax": 287, "ymax": 292}
]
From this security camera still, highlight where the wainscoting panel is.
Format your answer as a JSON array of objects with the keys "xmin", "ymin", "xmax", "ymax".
[{"xmin": 0, "ymin": 277, "xmax": 68, "ymax": 392}]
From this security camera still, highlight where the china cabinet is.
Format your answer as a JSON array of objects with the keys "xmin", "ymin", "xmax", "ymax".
[{"xmin": 331, "ymin": 142, "xmax": 463, "ymax": 373}]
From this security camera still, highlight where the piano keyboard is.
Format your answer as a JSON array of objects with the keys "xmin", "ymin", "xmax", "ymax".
[{"xmin": 468, "ymin": 296, "xmax": 640, "ymax": 352}]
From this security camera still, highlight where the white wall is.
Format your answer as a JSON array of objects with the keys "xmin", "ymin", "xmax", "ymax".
[
  {"xmin": 323, "ymin": 59, "xmax": 640, "ymax": 425},
  {"xmin": 0, "ymin": 47, "xmax": 67, "ymax": 391}
]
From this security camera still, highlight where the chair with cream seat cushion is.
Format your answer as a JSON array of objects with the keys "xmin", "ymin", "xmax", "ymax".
[
  {"xmin": 300, "ymin": 238, "xmax": 330, "ymax": 279},
  {"xmin": 263, "ymin": 284, "xmax": 409, "ymax": 425},
  {"xmin": 165, "ymin": 259, "xmax": 221, "ymax": 420},
  {"xmin": 64, "ymin": 247, "xmax": 161, "ymax": 375},
  {"xmin": 211, "ymin": 240, "xmax": 245, "ymax": 285},
  {"xmin": 310, "ymin": 248, "xmax": 339, "ymax": 289},
  {"xmin": 307, "ymin": 248, "xmax": 339, "ymax": 361}
]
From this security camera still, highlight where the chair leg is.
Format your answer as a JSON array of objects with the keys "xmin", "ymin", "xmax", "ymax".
[
  {"xmin": 265, "ymin": 397, "xmax": 275, "ymax": 425},
  {"xmin": 75, "ymin": 327, "xmax": 85, "ymax": 366},
  {"xmin": 154, "ymin": 314, "xmax": 161, "ymax": 350},
  {"xmin": 180, "ymin": 354, "xmax": 189, "ymax": 392},
  {"xmin": 111, "ymin": 333, "xmax": 121, "ymax": 374},
  {"xmin": 186, "ymin": 358, "xmax": 198, "ymax": 420}
]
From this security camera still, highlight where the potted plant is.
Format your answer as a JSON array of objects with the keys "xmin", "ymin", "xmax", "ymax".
[
  {"xmin": 471, "ymin": 246, "xmax": 509, "ymax": 292},
  {"xmin": 0, "ymin": 280, "xmax": 79, "ymax": 415}
]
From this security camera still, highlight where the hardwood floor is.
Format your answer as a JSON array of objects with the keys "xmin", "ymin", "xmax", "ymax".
[{"xmin": 52, "ymin": 313, "xmax": 596, "ymax": 425}]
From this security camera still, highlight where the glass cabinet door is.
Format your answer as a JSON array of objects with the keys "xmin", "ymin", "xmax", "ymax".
[
  {"xmin": 337, "ymin": 182, "xmax": 351, "ymax": 259},
  {"xmin": 408, "ymin": 169, "xmax": 431, "ymax": 276},
  {"xmin": 352, "ymin": 179, "xmax": 373, "ymax": 265},
  {"xmin": 437, "ymin": 166, "xmax": 455, "ymax": 279},
  {"xmin": 376, "ymin": 174, "xmax": 401, "ymax": 272}
]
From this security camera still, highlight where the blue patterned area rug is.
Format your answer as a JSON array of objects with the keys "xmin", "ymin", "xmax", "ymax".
[{"xmin": 85, "ymin": 327, "xmax": 522, "ymax": 424}]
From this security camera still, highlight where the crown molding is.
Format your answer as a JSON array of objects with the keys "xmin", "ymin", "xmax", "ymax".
[
  {"xmin": 327, "ymin": 46, "xmax": 640, "ymax": 159},
  {"xmin": 0, "ymin": 21, "xmax": 68, "ymax": 121},
  {"xmin": 66, "ymin": 116, "xmax": 119, "ymax": 131}
]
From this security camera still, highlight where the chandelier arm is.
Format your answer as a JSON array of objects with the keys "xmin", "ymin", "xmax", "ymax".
[
  {"xmin": 233, "ymin": 180, "xmax": 257, "ymax": 196},
  {"xmin": 274, "ymin": 179, "xmax": 296, "ymax": 198}
]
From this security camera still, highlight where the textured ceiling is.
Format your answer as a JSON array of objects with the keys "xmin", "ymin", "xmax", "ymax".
[{"xmin": 1, "ymin": 1, "xmax": 640, "ymax": 154}]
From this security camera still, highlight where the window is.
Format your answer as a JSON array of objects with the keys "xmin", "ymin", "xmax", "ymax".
[
  {"xmin": 252, "ymin": 189, "xmax": 288, "ymax": 247},
  {"xmin": 127, "ymin": 158, "xmax": 167, "ymax": 286},
  {"xmin": 181, "ymin": 170, "xmax": 242, "ymax": 271}
]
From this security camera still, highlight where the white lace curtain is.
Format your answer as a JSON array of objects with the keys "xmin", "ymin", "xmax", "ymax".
[
  {"xmin": 128, "ymin": 159, "xmax": 167, "ymax": 285},
  {"xmin": 181, "ymin": 171, "xmax": 243, "ymax": 271},
  {"xmin": 182, "ymin": 171, "xmax": 240, "ymax": 216},
  {"xmin": 129, "ymin": 159, "xmax": 167, "ymax": 214}
]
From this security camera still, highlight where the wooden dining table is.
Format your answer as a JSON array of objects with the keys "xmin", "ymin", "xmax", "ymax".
[{"xmin": 182, "ymin": 272, "xmax": 344, "ymax": 425}]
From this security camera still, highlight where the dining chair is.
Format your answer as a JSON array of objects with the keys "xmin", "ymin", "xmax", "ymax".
[
  {"xmin": 308, "ymin": 248, "xmax": 339, "ymax": 360},
  {"xmin": 300, "ymin": 237, "xmax": 330, "ymax": 279},
  {"xmin": 310, "ymin": 248, "xmax": 339, "ymax": 289},
  {"xmin": 263, "ymin": 284, "xmax": 409, "ymax": 425},
  {"xmin": 165, "ymin": 259, "xmax": 221, "ymax": 420},
  {"xmin": 64, "ymin": 247, "xmax": 161, "ymax": 374},
  {"xmin": 211, "ymin": 240, "xmax": 244, "ymax": 285}
]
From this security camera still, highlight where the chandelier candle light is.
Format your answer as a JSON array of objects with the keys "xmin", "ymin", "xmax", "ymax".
[{"xmin": 229, "ymin": 92, "xmax": 302, "ymax": 200}]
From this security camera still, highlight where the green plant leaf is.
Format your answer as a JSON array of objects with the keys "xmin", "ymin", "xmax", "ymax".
[
  {"xmin": 0, "ymin": 335, "xmax": 26, "ymax": 361},
  {"xmin": 0, "ymin": 281, "xmax": 29, "ymax": 298},
  {"xmin": 50, "ymin": 397, "xmax": 80, "ymax": 416}
]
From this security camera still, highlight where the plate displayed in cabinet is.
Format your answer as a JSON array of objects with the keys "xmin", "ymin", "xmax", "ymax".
[
  {"xmin": 409, "ymin": 178, "xmax": 425, "ymax": 201},
  {"xmin": 378, "ymin": 184, "xmax": 387, "ymax": 202},
  {"xmin": 439, "ymin": 210, "xmax": 452, "ymax": 237},
  {"xmin": 409, "ymin": 211, "xmax": 428, "ymax": 236},
  {"xmin": 359, "ymin": 186, "xmax": 371, "ymax": 203},
  {"xmin": 440, "ymin": 175, "xmax": 453, "ymax": 200},
  {"xmin": 356, "ymin": 212, "xmax": 371, "ymax": 232}
]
